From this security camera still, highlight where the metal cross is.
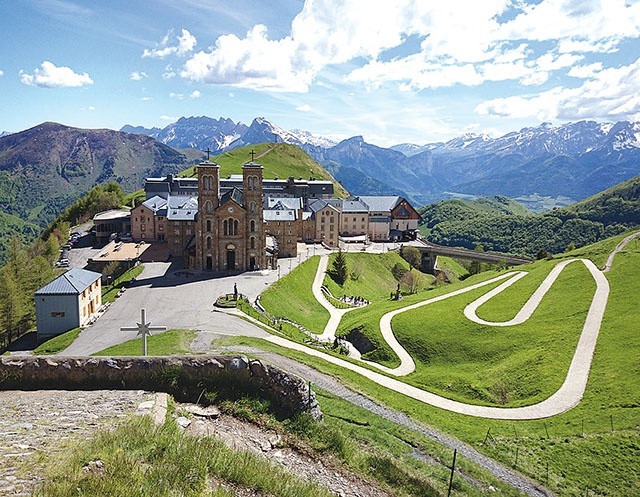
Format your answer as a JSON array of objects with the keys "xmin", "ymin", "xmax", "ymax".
[
  {"xmin": 250, "ymin": 149, "xmax": 256, "ymax": 161},
  {"xmin": 120, "ymin": 308, "xmax": 167, "ymax": 356},
  {"xmin": 205, "ymin": 147, "xmax": 211, "ymax": 160}
]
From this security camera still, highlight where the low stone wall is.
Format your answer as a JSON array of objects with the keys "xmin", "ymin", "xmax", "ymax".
[{"xmin": 0, "ymin": 356, "xmax": 322, "ymax": 420}]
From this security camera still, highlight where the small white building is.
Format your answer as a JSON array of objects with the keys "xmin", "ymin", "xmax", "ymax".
[{"xmin": 34, "ymin": 268, "xmax": 102, "ymax": 341}]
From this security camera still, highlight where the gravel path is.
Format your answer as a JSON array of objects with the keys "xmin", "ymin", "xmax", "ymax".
[{"xmin": 215, "ymin": 345, "xmax": 552, "ymax": 497}]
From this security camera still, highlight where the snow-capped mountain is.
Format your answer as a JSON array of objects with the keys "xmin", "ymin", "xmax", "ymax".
[{"xmin": 122, "ymin": 116, "xmax": 248, "ymax": 152}]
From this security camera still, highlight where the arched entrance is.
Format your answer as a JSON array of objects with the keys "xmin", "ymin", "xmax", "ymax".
[
  {"xmin": 206, "ymin": 256, "xmax": 212, "ymax": 271},
  {"xmin": 249, "ymin": 256, "xmax": 256, "ymax": 270}
]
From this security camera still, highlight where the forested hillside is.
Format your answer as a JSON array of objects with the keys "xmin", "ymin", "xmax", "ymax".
[
  {"xmin": 421, "ymin": 178, "xmax": 640, "ymax": 257},
  {"xmin": 0, "ymin": 183, "xmax": 125, "ymax": 348}
]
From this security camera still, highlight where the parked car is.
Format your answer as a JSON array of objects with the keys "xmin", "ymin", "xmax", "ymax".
[{"xmin": 55, "ymin": 260, "xmax": 70, "ymax": 268}]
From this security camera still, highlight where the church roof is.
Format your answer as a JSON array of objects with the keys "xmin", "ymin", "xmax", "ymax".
[
  {"xmin": 220, "ymin": 187, "xmax": 244, "ymax": 207},
  {"xmin": 35, "ymin": 268, "xmax": 101, "ymax": 296}
]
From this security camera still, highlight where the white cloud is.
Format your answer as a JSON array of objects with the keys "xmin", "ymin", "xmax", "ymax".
[
  {"xmin": 140, "ymin": 97, "xmax": 153, "ymax": 101},
  {"xmin": 179, "ymin": 0, "xmax": 640, "ymax": 94},
  {"xmin": 130, "ymin": 71, "xmax": 147, "ymax": 81},
  {"xmin": 143, "ymin": 29, "xmax": 197, "ymax": 59},
  {"xmin": 20, "ymin": 61, "xmax": 93, "ymax": 88},
  {"xmin": 169, "ymin": 92, "xmax": 184, "ymax": 100},
  {"xmin": 162, "ymin": 64, "xmax": 176, "ymax": 79},
  {"xmin": 296, "ymin": 104, "xmax": 312, "ymax": 112},
  {"xmin": 88, "ymin": 106, "xmax": 95, "ymax": 111},
  {"xmin": 160, "ymin": 115, "xmax": 177, "ymax": 121},
  {"xmin": 475, "ymin": 57, "xmax": 640, "ymax": 121},
  {"xmin": 190, "ymin": 90, "xmax": 201, "ymax": 99},
  {"xmin": 568, "ymin": 62, "xmax": 603, "ymax": 79},
  {"xmin": 0, "ymin": 69, "xmax": 3, "ymax": 77}
]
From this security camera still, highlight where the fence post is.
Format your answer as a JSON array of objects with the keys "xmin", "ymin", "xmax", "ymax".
[
  {"xmin": 447, "ymin": 448, "xmax": 457, "ymax": 497},
  {"xmin": 483, "ymin": 428, "xmax": 491, "ymax": 445}
]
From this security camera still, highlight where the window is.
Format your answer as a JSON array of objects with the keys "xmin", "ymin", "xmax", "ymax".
[
  {"xmin": 158, "ymin": 224, "xmax": 163, "ymax": 231},
  {"xmin": 157, "ymin": 234, "xmax": 163, "ymax": 240},
  {"xmin": 223, "ymin": 219, "xmax": 228, "ymax": 236},
  {"xmin": 207, "ymin": 237, "xmax": 211, "ymax": 249},
  {"xmin": 141, "ymin": 224, "xmax": 145, "ymax": 231},
  {"xmin": 205, "ymin": 201, "xmax": 212, "ymax": 214},
  {"xmin": 233, "ymin": 220, "xmax": 238, "ymax": 235},
  {"xmin": 206, "ymin": 219, "xmax": 211, "ymax": 231},
  {"xmin": 250, "ymin": 237, "xmax": 255, "ymax": 249},
  {"xmin": 51, "ymin": 311, "xmax": 65, "ymax": 318},
  {"xmin": 250, "ymin": 202, "xmax": 255, "ymax": 213}
]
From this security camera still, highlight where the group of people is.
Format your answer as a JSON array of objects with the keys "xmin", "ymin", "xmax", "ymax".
[{"xmin": 339, "ymin": 295, "xmax": 369, "ymax": 307}]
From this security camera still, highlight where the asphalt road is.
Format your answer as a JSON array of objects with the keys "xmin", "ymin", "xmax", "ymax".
[{"xmin": 60, "ymin": 245, "xmax": 332, "ymax": 356}]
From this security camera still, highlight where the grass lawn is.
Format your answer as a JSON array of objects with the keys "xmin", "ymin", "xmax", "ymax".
[
  {"xmin": 323, "ymin": 251, "xmax": 410, "ymax": 302},
  {"xmin": 33, "ymin": 327, "xmax": 83, "ymax": 355},
  {"xmin": 102, "ymin": 265, "xmax": 144, "ymax": 304},
  {"xmin": 218, "ymin": 231, "xmax": 640, "ymax": 497},
  {"xmin": 394, "ymin": 259, "xmax": 595, "ymax": 406},
  {"xmin": 259, "ymin": 256, "xmax": 330, "ymax": 334},
  {"xmin": 93, "ymin": 329, "xmax": 195, "ymax": 356}
]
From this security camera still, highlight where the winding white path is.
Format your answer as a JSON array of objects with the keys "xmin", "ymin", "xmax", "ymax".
[{"xmin": 263, "ymin": 247, "xmax": 623, "ymax": 418}]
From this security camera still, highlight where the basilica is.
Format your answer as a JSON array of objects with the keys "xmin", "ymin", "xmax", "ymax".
[{"xmin": 130, "ymin": 158, "xmax": 420, "ymax": 272}]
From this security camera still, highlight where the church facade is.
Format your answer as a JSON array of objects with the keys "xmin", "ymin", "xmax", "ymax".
[{"xmin": 190, "ymin": 160, "xmax": 266, "ymax": 272}]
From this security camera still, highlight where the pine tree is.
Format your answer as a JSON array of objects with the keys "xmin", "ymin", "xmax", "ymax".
[{"xmin": 331, "ymin": 249, "xmax": 348, "ymax": 286}]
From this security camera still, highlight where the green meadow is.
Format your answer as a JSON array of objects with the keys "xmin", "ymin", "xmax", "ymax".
[{"xmin": 249, "ymin": 231, "xmax": 640, "ymax": 496}]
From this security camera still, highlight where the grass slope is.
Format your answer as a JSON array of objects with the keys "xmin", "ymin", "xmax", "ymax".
[
  {"xmin": 232, "ymin": 231, "xmax": 639, "ymax": 496},
  {"xmin": 259, "ymin": 256, "xmax": 330, "ymax": 334},
  {"xmin": 180, "ymin": 143, "xmax": 349, "ymax": 198},
  {"xmin": 323, "ymin": 250, "xmax": 409, "ymax": 301}
]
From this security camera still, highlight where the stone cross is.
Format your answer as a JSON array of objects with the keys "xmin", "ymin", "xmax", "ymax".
[{"xmin": 120, "ymin": 308, "xmax": 167, "ymax": 356}]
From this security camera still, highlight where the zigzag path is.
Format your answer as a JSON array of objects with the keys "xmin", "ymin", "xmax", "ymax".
[{"xmin": 257, "ymin": 232, "xmax": 640, "ymax": 420}]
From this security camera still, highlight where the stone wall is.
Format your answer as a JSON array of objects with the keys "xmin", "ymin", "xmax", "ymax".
[{"xmin": 0, "ymin": 355, "xmax": 322, "ymax": 420}]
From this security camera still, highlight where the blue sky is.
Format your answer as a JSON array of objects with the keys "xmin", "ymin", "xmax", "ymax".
[{"xmin": 1, "ymin": 0, "xmax": 639, "ymax": 146}]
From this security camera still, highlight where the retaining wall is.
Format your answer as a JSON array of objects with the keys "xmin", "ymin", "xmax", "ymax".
[{"xmin": 0, "ymin": 355, "xmax": 322, "ymax": 420}]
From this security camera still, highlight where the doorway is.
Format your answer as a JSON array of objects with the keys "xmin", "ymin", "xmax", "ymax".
[
  {"xmin": 226, "ymin": 250, "xmax": 236, "ymax": 270},
  {"xmin": 206, "ymin": 256, "xmax": 212, "ymax": 270},
  {"xmin": 249, "ymin": 256, "xmax": 256, "ymax": 270}
]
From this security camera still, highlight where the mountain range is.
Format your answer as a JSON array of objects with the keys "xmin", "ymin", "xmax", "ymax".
[
  {"xmin": 0, "ymin": 122, "xmax": 188, "ymax": 230},
  {"xmin": 121, "ymin": 116, "xmax": 640, "ymax": 211}
]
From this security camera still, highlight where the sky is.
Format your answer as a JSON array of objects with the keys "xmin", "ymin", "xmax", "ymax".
[{"xmin": 1, "ymin": 0, "xmax": 640, "ymax": 147}]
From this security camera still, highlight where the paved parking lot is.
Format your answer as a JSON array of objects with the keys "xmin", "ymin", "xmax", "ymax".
[{"xmin": 60, "ymin": 244, "xmax": 332, "ymax": 356}]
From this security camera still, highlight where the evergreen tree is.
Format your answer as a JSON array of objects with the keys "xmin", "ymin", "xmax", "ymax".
[{"xmin": 331, "ymin": 249, "xmax": 348, "ymax": 286}]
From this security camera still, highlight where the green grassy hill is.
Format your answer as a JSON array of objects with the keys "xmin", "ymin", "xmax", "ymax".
[
  {"xmin": 180, "ymin": 142, "xmax": 349, "ymax": 198},
  {"xmin": 251, "ymin": 231, "xmax": 640, "ymax": 496}
]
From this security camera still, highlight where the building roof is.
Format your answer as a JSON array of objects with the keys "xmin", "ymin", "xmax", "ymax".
[
  {"xmin": 141, "ymin": 195, "xmax": 168, "ymax": 212},
  {"xmin": 264, "ymin": 209, "xmax": 296, "ymax": 221},
  {"xmin": 358, "ymin": 196, "xmax": 402, "ymax": 213},
  {"xmin": 167, "ymin": 195, "xmax": 198, "ymax": 221},
  {"xmin": 93, "ymin": 209, "xmax": 131, "ymax": 221},
  {"xmin": 35, "ymin": 268, "xmax": 101, "ymax": 296},
  {"xmin": 266, "ymin": 197, "xmax": 302, "ymax": 210},
  {"xmin": 342, "ymin": 198, "xmax": 369, "ymax": 213}
]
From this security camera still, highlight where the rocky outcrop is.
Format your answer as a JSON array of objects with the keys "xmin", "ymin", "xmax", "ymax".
[{"xmin": 0, "ymin": 356, "xmax": 322, "ymax": 420}]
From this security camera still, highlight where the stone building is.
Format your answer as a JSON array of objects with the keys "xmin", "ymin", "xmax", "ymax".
[{"xmin": 190, "ymin": 161, "xmax": 265, "ymax": 272}]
